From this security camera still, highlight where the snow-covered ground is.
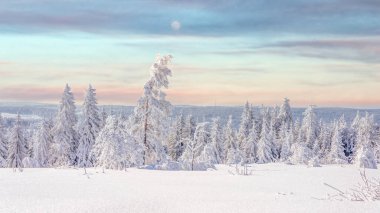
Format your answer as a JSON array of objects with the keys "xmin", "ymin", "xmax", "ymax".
[{"xmin": 0, "ymin": 164, "xmax": 379, "ymax": 213}]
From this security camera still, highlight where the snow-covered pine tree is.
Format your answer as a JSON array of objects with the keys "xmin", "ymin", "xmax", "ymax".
[
  {"xmin": 193, "ymin": 122, "xmax": 210, "ymax": 150},
  {"xmin": 327, "ymin": 120, "xmax": 347, "ymax": 164},
  {"xmin": 0, "ymin": 114, "xmax": 7, "ymax": 167},
  {"xmin": 94, "ymin": 116, "xmax": 143, "ymax": 170},
  {"xmin": 256, "ymin": 108, "xmax": 275, "ymax": 164},
  {"xmin": 313, "ymin": 121, "xmax": 332, "ymax": 162},
  {"xmin": 300, "ymin": 105, "xmax": 319, "ymax": 150},
  {"xmin": 278, "ymin": 98, "xmax": 293, "ymax": 131},
  {"xmin": 99, "ymin": 107, "xmax": 108, "ymax": 129},
  {"xmin": 128, "ymin": 55, "xmax": 173, "ymax": 165},
  {"xmin": 245, "ymin": 119, "xmax": 259, "ymax": 163},
  {"xmin": 290, "ymin": 134, "xmax": 312, "ymax": 165},
  {"xmin": 94, "ymin": 116, "xmax": 126, "ymax": 170},
  {"xmin": 182, "ymin": 114, "xmax": 196, "ymax": 141},
  {"xmin": 167, "ymin": 121, "xmax": 178, "ymax": 160},
  {"xmin": 209, "ymin": 117, "xmax": 223, "ymax": 163},
  {"xmin": 7, "ymin": 114, "xmax": 27, "ymax": 171},
  {"xmin": 223, "ymin": 115, "xmax": 240, "ymax": 164},
  {"xmin": 354, "ymin": 113, "xmax": 377, "ymax": 168},
  {"xmin": 271, "ymin": 107, "xmax": 281, "ymax": 159},
  {"xmin": 351, "ymin": 111, "xmax": 361, "ymax": 130},
  {"xmin": 291, "ymin": 118, "xmax": 313, "ymax": 164},
  {"xmin": 51, "ymin": 84, "xmax": 78, "ymax": 166},
  {"xmin": 271, "ymin": 105, "xmax": 280, "ymax": 132},
  {"xmin": 292, "ymin": 118, "xmax": 301, "ymax": 145},
  {"xmin": 33, "ymin": 120, "xmax": 53, "ymax": 167},
  {"xmin": 337, "ymin": 115, "xmax": 355, "ymax": 161},
  {"xmin": 312, "ymin": 120, "xmax": 324, "ymax": 158},
  {"xmin": 237, "ymin": 101, "xmax": 253, "ymax": 150},
  {"xmin": 168, "ymin": 114, "xmax": 185, "ymax": 161},
  {"xmin": 77, "ymin": 84, "xmax": 101, "ymax": 168},
  {"xmin": 280, "ymin": 126, "xmax": 293, "ymax": 162}
]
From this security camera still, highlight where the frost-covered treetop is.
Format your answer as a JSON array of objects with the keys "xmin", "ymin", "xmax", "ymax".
[{"xmin": 144, "ymin": 55, "xmax": 173, "ymax": 98}]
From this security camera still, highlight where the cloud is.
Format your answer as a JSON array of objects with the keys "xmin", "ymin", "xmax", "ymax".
[
  {"xmin": 0, "ymin": 0, "xmax": 379, "ymax": 36},
  {"xmin": 254, "ymin": 37, "xmax": 380, "ymax": 63}
]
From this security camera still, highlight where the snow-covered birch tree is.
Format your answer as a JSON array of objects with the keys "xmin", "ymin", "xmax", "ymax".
[{"xmin": 128, "ymin": 55, "xmax": 173, "ymax": 165}]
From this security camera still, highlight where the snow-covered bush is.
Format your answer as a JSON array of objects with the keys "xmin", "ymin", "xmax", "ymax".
[{"xmin": 325, "ymin": 170, "xmax": 380, "ymax": 201}]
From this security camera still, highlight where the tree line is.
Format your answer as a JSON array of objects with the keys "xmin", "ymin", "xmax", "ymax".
[{"xmin": 0, "ymin": 55, "xmax": 378, "ymax": 171}]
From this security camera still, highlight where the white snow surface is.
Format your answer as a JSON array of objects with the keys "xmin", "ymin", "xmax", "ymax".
[{"xmin": 0, "ymin": 164, "xmax": 379, "ymax": 213}]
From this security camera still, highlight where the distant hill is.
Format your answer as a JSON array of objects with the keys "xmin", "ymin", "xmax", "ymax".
[{"xmin": 1, "ymin": 102, "xmax": 380, "ymax": 128}]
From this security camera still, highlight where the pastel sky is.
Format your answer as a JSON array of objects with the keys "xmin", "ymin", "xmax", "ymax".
[{"xmin": 0, "ymin": 0, "xmax": 380, "ymax": 107}]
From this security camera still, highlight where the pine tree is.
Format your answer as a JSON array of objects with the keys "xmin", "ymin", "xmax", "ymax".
[
  {"xmin": 301, "ymin": 105, "xmax": 319, "ymax": 150},
  {"xmin": 94, "ymin": 116, "xmax": 143, "ymax": 170},
  {"xmin": 245, "ymin": 120, "xmax": 259, "ymax": 163},
  {"xmin": 99, "ymin": 107, "xmax": 108, "ymax": 129},
  {"xmin": 327, "ymin": 121, "xmax": 347, "ymax": 164},
  {"xmin": 354, "ymin": 113, "xmax": 377, "ymax": 168},
  {"xmin": 77, "ymin": 85, "xmax": 101, "ymax": 168},
  {"xmin": 256, "ymin": 108, "xmax": 275, "ymax": 163},
  {"xmin": 279, "ymin": 124, "xmax": 292, "ymax": 161},
  {"xmin": 223, "ymin": 115, "xmax": 239, "ymax": 164},
  {"xmin": 7, "ymin": 114, "xmax": 27, "ymax": 171},
  {"xmin": 167, "ymin": 122, "xmax": 179, "ymax": 160},
  {"xmin": 193, "ymin": 122, "xmax": 210, "ymax": 151},
  {"xmin": 182, "ymin": 114, "xmax": 196, "ymax": 141},
  {"xmin": 311, "ymin": 120, "xmax": 322, "ymax": 157},
  {"xmin": 290, "ymin": 135, "xmax": 312, "ymax": 165},
  {"xmin": 33, "ymin": 120, "xmax": 53, "ymax": 167},
  {"xmin": 314, "ymin": 122, "xmax": 332, "ymax": 162},
  {"xmin": 0, "ymin": 114, "xmax": 7, "ymax": 167},
  {"xmin": 128, "ymin": 55, "xmax": 173, "ymax": 165},
  {"xmin": 168, "ymin": 115, "xmax": 185, "ymax": 161},
  {"xmin": 237, "ymin": 101, "xmax": 253, "ymax": 150},
  {"xmin": 278, "ymin": 98, "xmax": 293, "ymax": 130},
  {"xmin": 51, "ymin": 84, "xmax": 78, "ymax": 166},
  {"xmin": 209, "ymin": 117, "xmax": 223, "ymax": 163}
]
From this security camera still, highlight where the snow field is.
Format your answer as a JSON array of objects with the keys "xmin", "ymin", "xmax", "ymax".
[{"xmin": 1, "ymin": 163, "xmax": 379, "ymax": 213}]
